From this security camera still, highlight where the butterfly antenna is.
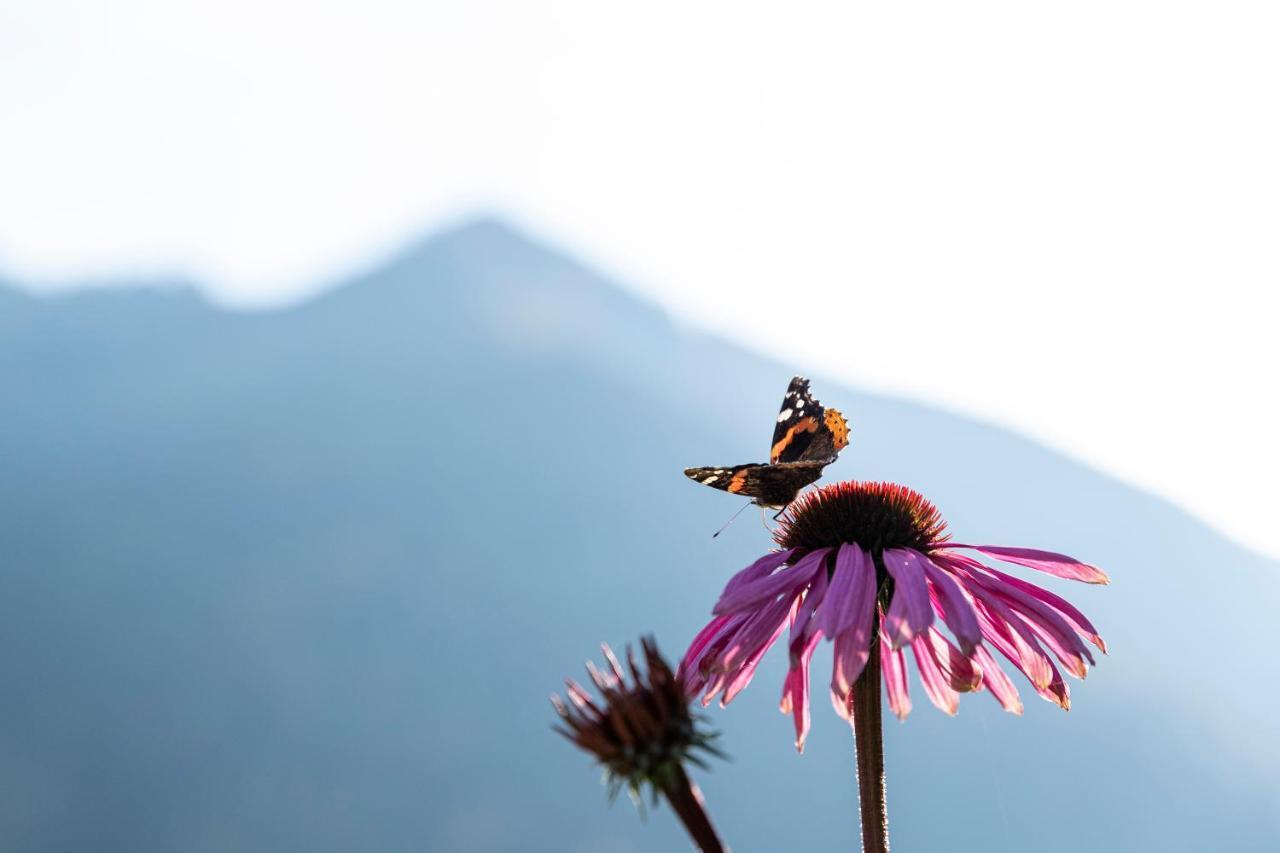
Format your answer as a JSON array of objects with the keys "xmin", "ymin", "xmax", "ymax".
[{"xmin": 712, "ymin": 502, "xmax": 752, "ymax": 539}]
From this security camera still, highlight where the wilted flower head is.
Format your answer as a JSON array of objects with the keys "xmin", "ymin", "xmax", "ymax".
[
  {"xmin": 680, "ymin": 480, "xmax": 1108, "ymax": 751},
  {"xmin": 553, "ymin": 636, "xmax": 723, "ymax": 803}
]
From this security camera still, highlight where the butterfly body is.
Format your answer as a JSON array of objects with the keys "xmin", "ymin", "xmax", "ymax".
[{"xmin": 684, "ymin": 377, "xmax": 849, "ymax": 510}]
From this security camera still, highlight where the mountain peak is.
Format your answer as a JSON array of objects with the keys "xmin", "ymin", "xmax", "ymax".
[
  {"xmin": 309, "ymin": 214, "xmax": 671, "ymax": 345},
  {"xmin": 433, "ymin": 214, "xmax": 540, "ymax": 250},
  {"xmin": 385, "ymin": 214, "xmax": 573, "ymax": 278}
]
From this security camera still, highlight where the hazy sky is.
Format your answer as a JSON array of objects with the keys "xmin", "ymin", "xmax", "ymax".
[{"xmin": 2, "ymin": 1, "xmax": 1277, "ymax": 557}]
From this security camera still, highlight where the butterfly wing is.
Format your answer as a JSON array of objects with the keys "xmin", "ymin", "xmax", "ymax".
[
  {"xmin": 684, "ymin": 378, "xmax": 849, "ymax": 509},
  {"xmin": 770, "ymin": 376, "xmax": 850, "ymax": 464},
  {"xmin": 684, "ymin": 464, "xmax": 767, "ymax": 496},
  {"xmin": 684, "ymin": 461, "xmax": 827, "ymax": 508}
]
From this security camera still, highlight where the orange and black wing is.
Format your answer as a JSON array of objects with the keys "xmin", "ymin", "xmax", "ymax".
[
  {"xmin": 683, "ymin": 461, "xmax": 827, "ymax": 509},
  {"xmin": 770, "ymin": 376, "xmax": 850, "ymax": 465}
]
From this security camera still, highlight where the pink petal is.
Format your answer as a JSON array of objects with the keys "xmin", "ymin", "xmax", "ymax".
[
  {"xmin": 1035, "ymin": 659, "xmax": 1071, "ymax": 710},
  {"xmin": 717, "ymin": 593, "xmax": 795, "ymax": 676},
  {"xmin": 691, "ymin": 612, "xmax": 750, "ymax": 673},
  {"xmin": 821, "ymin": 545, "xmax": 879, "ymax": 697},
  {"xmin": 926, "ymin": 628, "xmax": 981, "ymax": 693},
  {"xmin": 921, "ymin": 557, "xmax": 981, "ymax": 654},
  {"xmin": 679, "ymin": 613, "xmax": 746, "ymax": 696},
  {"xmin": 779, "ymin": 629, "xmax": 823, "ymax": 752},
  {"xmin": 880, "ymin": 629, "xmax": 912, "ymax": 720},
  {"xmin": 947, "ymin": 555, "xmax": 1094, "ymax": 677},
  {"xmin": 1014, "ymin": 611, "xmax": 1090, "ymax": 679},
  {"xmin": 818, "ymin": 543, "xmax": 877, "ymax": 639},
  {"xmin": 680, "ymin": 614, "xmax": 735, "ymax": 678},
  {"xmin": 882, "ymin": 549, "xmax": 935, "ymax": 648},
  {"xmin": 699, "ymin": 671, "xmax": 729, "ymax": 707},
  {"xmin": 910, "ymin": 633, "xmax": 960, "ymax": 715},
  {"xmin": 972, "ymin": 644, "xmax": 1023, "ymax": 714},
  {"xmin": 714, "ymin": 548, "xmax": 829, "ymax": 615},
  {"xmin": 790, "ymin": 555, "xmax": 830, "ymax": 651},
  {"xmin": 969, "ymin": 590, "xmax": 1055, "ymax": 690},
  {"xmin": 963, "ymin": 560, "xmax": 1106, "ymax": 653},
  {"xmin": 830, "ymin": 684, "xmax": 852, "ymax": 721},
  {"xmin": 831, "ymin": 619, "xmax": 874, "ymax": 697},
  {"xmin": 722, "ymin": 548, "xmax": 797, "ymax": 598},
  {"xmin": 938, "ymin": 543, "xmax": 1109, "ymax": 585},
  {"xmin": 720, "ymin": 595, "xmax": 797, "ymax": 705},
  {"xmin": 690, "ymin": 606, "xmax": 779, "ymax": 705}
]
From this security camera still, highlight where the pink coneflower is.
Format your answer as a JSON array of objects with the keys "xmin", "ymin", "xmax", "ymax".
[{"xmin": 678, "ymin": 481, "xmax": 1108, "ymax": 852}]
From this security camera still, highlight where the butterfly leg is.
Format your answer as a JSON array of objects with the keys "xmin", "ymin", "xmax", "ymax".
[
  {"xmin": 757, "ymin": 506, "xmax": 773, "ymax": 533},
  {"xmin": 772, "ymin": 503, "xmax": 791, "ymax": 521}
]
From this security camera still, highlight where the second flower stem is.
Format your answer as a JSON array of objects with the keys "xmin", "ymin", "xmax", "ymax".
[
  {"xmin": 661, "ymin": 765, "xmax": 727, "ymax": 853},
  {"xmin": 850, "ymin": 646, "xmax": 889, "ymax": 853}
]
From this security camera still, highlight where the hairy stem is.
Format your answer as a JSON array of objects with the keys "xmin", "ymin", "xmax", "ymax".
[{"xmin": 850, "ymin": 648, "xmax": 889, "ymax": 853}]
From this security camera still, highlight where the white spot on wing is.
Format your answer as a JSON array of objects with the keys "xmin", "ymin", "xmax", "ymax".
[
  {"xmin": 701, "ymin": 475, "xmax": 720, "ymax": 484},
  {"xmin": 777, "ymin": 409, "xmax": 792, "ymax": 422}
]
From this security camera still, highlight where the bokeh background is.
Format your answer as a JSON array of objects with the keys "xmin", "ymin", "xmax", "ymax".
[{"xmin": 2, "ymin": 3, "xmax": 1278, "ymax": 851}]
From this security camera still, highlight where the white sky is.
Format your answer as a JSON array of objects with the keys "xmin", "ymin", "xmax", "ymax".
[{"xmin": 2, "ymin": 1, "xmax": 1277, "ymax": 558}]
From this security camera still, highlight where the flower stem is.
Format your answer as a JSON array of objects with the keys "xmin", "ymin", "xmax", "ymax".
[
  {"xmin": 660, "ymin": 765, "xmax": 727, "ymax": 852},
  {"xmin": 850, "ymin": 647, "xmax": 889, "ymax": 853}
]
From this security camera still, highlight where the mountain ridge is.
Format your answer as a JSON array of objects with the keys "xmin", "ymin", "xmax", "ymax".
[
  {"xmin": 3, "ymin": 218, "xmax": 1272, "ymax": 564},
  {"xmin": 0, "ymin": 217, "xmax": 1276, "ymax": 851}
]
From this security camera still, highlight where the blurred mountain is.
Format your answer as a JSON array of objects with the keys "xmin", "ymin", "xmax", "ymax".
[{"xmin": 0, "ymin": 218, "xmax": 1276, "ymax": 852}]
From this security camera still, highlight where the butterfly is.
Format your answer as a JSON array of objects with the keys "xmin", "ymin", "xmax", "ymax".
[{"xmin": 684, "ymin": 376, "xmax": 849, "ymax": 514}]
